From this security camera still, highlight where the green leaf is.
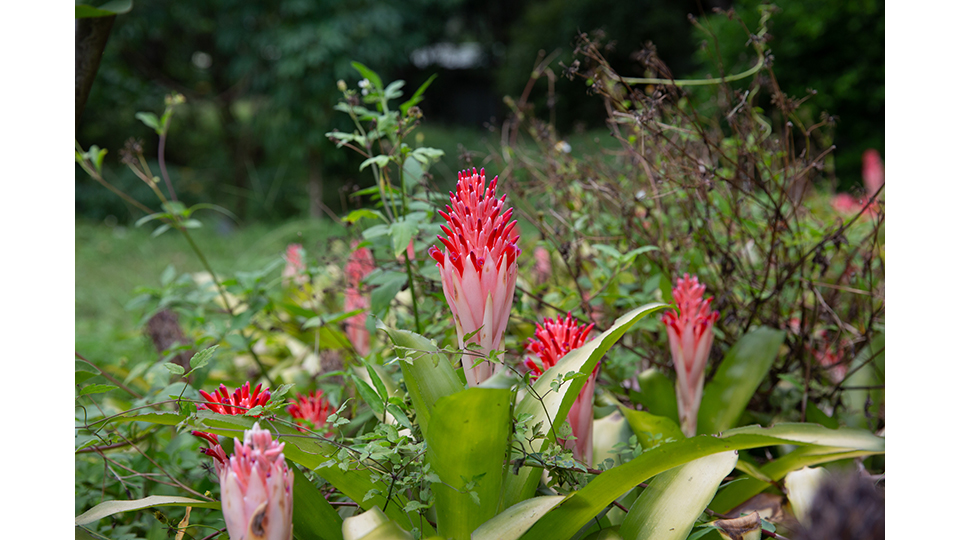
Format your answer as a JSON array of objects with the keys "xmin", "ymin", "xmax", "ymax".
[
  {"xmin": 135, "ymin": 212, "xmax": 169, "ymax": 228},
  {"xmin": 709, "ymin": 444, "xmax": 880, "ymax": 514},
  {"xmin": 472, "ymin": 496, "xmax": 565, "ymax": 540},
  {"xmin": 410, "ymin": 147, "xmax": 445, "ymax": 165},
  {"xmin": 388, "ymin": 219, "xmax": 418, "ymax": 259},
  {"xmin": 399, "ymin": 74, "xmax": 437, "ymax": 116},
  {"xmin": 360, "ymin": 155, "xmax": 391, "ymax": 171},
  {"xmin": 344, "ymin": 209, "xmax": 387, "ymax": 224},
  {"xmin": 370, "ymin": 272, "xmax": 408, "ymax": 316},
  {"xmin": 75, "ymin": 496, "xmax": 219, "ymax": 526},
  {"xmin": 351, "ymin": 62, "xmax": 384, "ymax": 92},
  {"xmin": 520, "ymin": 423, "xmax": 884, "ymax": 539},
  {"xmin": 376, "ymin": 322, "xmax": 464, "ymax": 437},
  {"xmin": 503, "ymin": 303, "xmax": 667, "ymax": 510},
  {"xmin": 618, "ymin": 406, "xmax": 685, "ymax": 450},
  {"xmin": 364, "ymin": 361, "xmax": 390, "ymax": 402},
  {"xmin": 188, "ymin": 345, "xmax": 218, "ymax": 370},
  {"xmin": 163, "ymin": 363, "xmax": 185, "ymax": 376},
  {"xmin": 151, "ymin": 223, "xmax": 172, "ymax": 237},
  {"xmin": 75, "ymin": 0, "xmax": 132, "ymax": 18},
  {"xmin": 425, "ymin": 388, "xmax": 511, "ymax": 539},
  {"xmin": 135, "ymin": 111, "xmax": 162, "ymax": 134},
  {"xmin": 78, "ymin": 384, "xmax": 118, "ymax": 397},
  {"xmin": 620, "ymin": 451, "xmax": 738, "ymax": 540},
  {"xmin": 698, "ymin": 327, "xmax": 785, "ymax": 435},
  {"xmin": 383, "ymin": 80, "xmax": 405, "ymax": 100},
  {"xmin": 290, "ymin": 462, "xmax": 344, "ymax": 540},
  {"xmin": 400, "ymin": 156, "xmax": 424, "ymax": 191},
  {"xmin": 634, "ymin": 369, "xmax": 679, "ymax": 423},
  {"xmin": 352, "ymin": 373, "xmax": 385, "ymax": 417},
  {"xmin": 342, "ymin": 507, "xmax": 413, "ymax": 540}
]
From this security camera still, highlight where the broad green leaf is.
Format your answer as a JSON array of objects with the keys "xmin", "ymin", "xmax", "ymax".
[
  {"xmin": 520, "ymin": 423, "xmax": 883, "ymax": 539},
  {"xmin": 633, "ymin": 369, "xmax": 678, "ymax": 423},
  {"xmin": 698, "ymin": 327, "xmax": 785, "ymax": 435},
  {"xmin": 75, "ymin": 496, "xmax": 219, "ymax": 526},
  {"xmin": 709, "ymin": 444, "xmax": 880, "ymax": 514},
  {"xmin": 618, "ymin": 406, "xmax": 685, "ymax": 450},
  {"xmin": 78, "ymin": 384, "xmax": 118, "ymax": 397},
  {"xmin": 591, "ymin": 412, "xmax": 634, "ymax": 471},
  {"xmin": 342, "ymin": 507, "xmax": 413, "ymax": 540},
  {"xmin": 376, "ymin": 322, "xmax": 463, "ymax": 436},
  {"xmin": 426, "ymin": 388, "xmax": 511, "ymax": 539},
  {"xmin": 502, "ymin": 303, "xmax": 667, "ymax": 510},
  {"xmin": 471, "ymin": 496, "xmax": 565, "ymax": 540},
  {"xmin": 290, "ymin": 463, "xmax": 344, "ymax": 540},
  {"xmin": 619, "ymin": 451, "xmax": 738, "ymax": 540},
  {"xmin": 75, "ymin": 0, "xmax": 132, "ymax": 18}
]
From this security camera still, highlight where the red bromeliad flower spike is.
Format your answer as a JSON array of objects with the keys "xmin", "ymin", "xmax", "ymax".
[
  {"xmin": 428, "ymin": 168, "xmax": 520, "ymax": 386},
  {"xmin": 193, "ymin": 382, "xmax": 272, "ymax": 464},
  {"xmin": 662, "ymin": 274, "xmax": 719, "ymax": 437},
  {"xmin": 198, "ymin": 381, "xmax": 271, "ymax": 416},
  {"xmin": 524, "ymin": 313, "xmax": 596, "ymax": 465},
  {"xmin": 287, "ymin": 390, "xmax": 334, "ymax": 436}
]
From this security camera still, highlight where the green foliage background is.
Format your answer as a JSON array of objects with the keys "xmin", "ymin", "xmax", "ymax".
[{"xmin": 77, "ymin": 0, "xmax": 883, "ymax": 222}]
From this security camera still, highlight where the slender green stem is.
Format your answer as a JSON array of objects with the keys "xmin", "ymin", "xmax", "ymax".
[
  {"xmin": 402, "ymin": 250, "xmax": 422, "ymax": 334},
  {"xmin": 616, "ymin": 48, "xmax": 763, "ymax": 87}
]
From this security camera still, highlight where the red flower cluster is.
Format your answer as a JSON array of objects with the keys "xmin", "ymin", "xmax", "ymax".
[
  {"xmin": 287, "ymin": 390, "xmax": 334, "ymax": 435},
  {"xmin": 198, "ymin": 382, "xmax": 271, "ymax": 416}
]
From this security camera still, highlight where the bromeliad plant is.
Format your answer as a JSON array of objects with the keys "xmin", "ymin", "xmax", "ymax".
[
  {"xmin": 77, "ymin": 27, "xmax": 883, "ymax": 540},
  {"xmin": 429, "ymin": 167, "xmax": 521, "ymax": 386}
]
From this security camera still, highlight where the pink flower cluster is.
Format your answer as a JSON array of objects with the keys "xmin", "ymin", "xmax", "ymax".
[
  {"xmin": 429, "ymin": 168, "xmax": 520, "ymax": 386},
  {"xmin": 662, "ymin": 274, "xmax": 719, "ymax": 437},
  {"xmin": 832, "ymin": 149, "xmax": 884, "ymax": 216},
  {"xmin": 344, "ymin": 241, "xmax": 376, "ymax": 356},
  {"xmin": 524, "ymin": 313, "xmax": 596, "ymax": 464}
]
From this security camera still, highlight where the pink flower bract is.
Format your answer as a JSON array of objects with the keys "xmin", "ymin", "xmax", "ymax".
[
  {"xmin": 220, "ymin": 422, "xmax": 294, "ymax": 540},
  {"xmin": 662, "ymin": 274, "xmax": 719, "ymax": 437},
  {"xmin": 428, "ymin": 168, "xmax": 520, "ymax": 386},
  {"xmin": 345, "ymin": 241, "xmax": 376, "ymax": 356},
  {"xmin": 282, "ymin": 244, "xmax": 307, "ymax": 285},
  {"xmin": 524, "ymin": 313, "xmax": 596, "ymax": 464}
]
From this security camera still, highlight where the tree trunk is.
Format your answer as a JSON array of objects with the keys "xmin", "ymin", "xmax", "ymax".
[{"xmin": 75, "ymin": 16, "xmax": 116, "ymax": 133}]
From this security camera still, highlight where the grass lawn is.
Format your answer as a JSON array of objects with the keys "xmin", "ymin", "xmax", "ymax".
[{"xmin": 75, "ymin": 218, "xmax": 347, "ymax": 368}]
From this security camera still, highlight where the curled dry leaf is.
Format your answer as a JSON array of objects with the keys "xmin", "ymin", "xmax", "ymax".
[{"xmin": 711, "ymin": 511, "xmax": 762, "ymax": 540}]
